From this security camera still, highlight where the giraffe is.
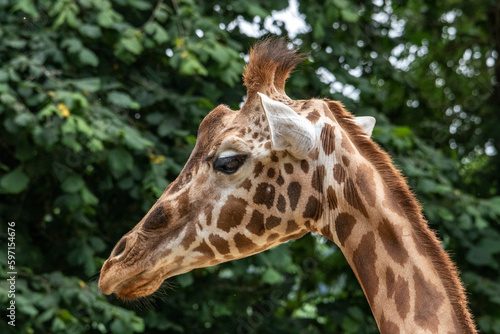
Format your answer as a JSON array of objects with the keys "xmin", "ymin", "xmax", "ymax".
[{"xmin": 98, "ymin": 38, "xmax": 477, "ymax": 333}]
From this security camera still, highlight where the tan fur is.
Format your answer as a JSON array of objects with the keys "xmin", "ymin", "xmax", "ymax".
[
  {"xmin": 325, "ymin": 100, "xmax": 477, "ymax": 333},
  {"xmin": 99, "ymin": 38, "xmax": 477, "ymax": 333},
  {"xmin": 243, "ymin": 38, "xmax": 475, "ymax": 332}
]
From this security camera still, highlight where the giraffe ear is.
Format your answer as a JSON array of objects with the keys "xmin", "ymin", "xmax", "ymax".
[
  {"xmin": 353, "ymin": 116, "xmax": 376, "ymax": 137},
  {"xmin": 258, "ymin": 92, "xmax": 316, "ymax": 159}
]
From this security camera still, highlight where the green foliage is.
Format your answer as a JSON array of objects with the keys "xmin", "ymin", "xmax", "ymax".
[{"xmin": 0, "ymin": 0, "xmax": 499, "ymax": 333}]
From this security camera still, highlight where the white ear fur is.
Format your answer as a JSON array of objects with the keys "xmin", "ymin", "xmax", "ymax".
[
  {"xmin": 258, "ymin": 92, "xmax": 316, "ymax": 159},
  {"xmin": 353, "ymin": 116, "xmax": 376, "ymax": 137}
]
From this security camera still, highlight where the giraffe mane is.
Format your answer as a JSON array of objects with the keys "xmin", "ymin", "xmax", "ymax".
[
  {"xmin": 325, "ymin": 100, "xmax": 477, "ymax": 333},
  {"xmin": 243, "ymin": 37, "xmax": 306, "ymax": 99}
]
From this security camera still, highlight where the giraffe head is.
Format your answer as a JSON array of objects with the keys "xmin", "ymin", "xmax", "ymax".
[{"xmin": 98, "ymin": 38, "xmax": 375, "ymax": 299}]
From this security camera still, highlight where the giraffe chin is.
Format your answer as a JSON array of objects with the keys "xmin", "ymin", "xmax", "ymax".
[
  {"xmin": 112, "ymin": 273, "xmax": 164, "ymax": 300},
  {"xmin": 111, "ymin": 266, "xmax": 191, "ymax": 300}
]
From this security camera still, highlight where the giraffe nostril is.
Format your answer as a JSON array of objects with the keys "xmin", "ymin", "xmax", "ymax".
[{"xmin": 112, "ymin": 237, "xmax": 127, "ymax": 258}]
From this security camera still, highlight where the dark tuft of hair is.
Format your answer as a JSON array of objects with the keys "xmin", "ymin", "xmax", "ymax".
[{"xmin": 243, "ymin": 36, "xmax": 307, "ymax": 98}]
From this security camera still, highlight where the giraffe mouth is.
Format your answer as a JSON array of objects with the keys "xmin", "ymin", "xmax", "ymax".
[
  {"xmin": 106, "ymin": 266, "xmax": 191, "ymax": 300},
  {"xmin": 110, "ymin": 269, "xmax": 163, "ymax": 300}
]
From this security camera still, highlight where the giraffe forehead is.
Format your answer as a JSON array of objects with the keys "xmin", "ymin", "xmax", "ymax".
[{"xmin": 197, "ymin": 105, "xmax": 237, "ymax": 144}]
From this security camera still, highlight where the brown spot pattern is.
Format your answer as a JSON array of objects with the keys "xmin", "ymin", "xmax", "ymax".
[
  {"xmin": 284, "ymin": 163, "xmax": 294, "ymax": 174},
  {"xmin": 180, "ymin": 223, "xmax": 196, "ymax": 249},
  {"xmin": 253, "ymin": 183, "xmax": 276, "ymax": 209},
  {"xmin": 287, "ymin": 182, "xmax": 301, "ymax": 211},
  {"xmin": 335, "ymin": 213, "xmax": 356, "ymax": 246},
  {"xmin": 277, "ymin": 195, "xmax": 286, "ymax": 213},
  {"xmin": 217, "ymin": 196, "xmax": 248, "ymax": 232},
  {"xmin": 234, "ymin": 233, "xmax": 258, "ymax": 253},
  {"xmin": 267, "ymin": 233, "xmax": 279, "ymax": 242},
  {"xmin": 204, "ymin": 206, "xmax": 213, "ymax": 226},
  {"xmin": 386, "ymin": 267, "xmax": 395, "ymax": 298},
  {"xmin": 142, "ymin": 205, "xmax": 169, "ymax": 231},
  {"xmin": 333, "ymin": 164, "xmax": 346, "ymax": 184},
  {"xmin": 320, "ymin": 124, "xmax": 335, "ymax": 155},
  {"xmin": 301, "ymin": 100, "xmax": 312, "ymax": 110},
  {"xmin": 378, "ymin": 218, "xmax": 409, "ymax": 265},
  {"xmin": 238, "ymin": 178, "xmax": 252, "ymax": 191},
  {"xmin": 276, "ymin": 173, "xmax": 284, "ymax": 186},
  {"xmin": 356, "ymin": 163, "xmax": 376, "ymax": 207},
  {"xmin": 379, "ymin": 314, "xmax": 400, "ymax": 334},
  {"xmin": 342, "ymin": 155, "xmax": 350, "ymax": 166},
  {"xmin": 193, "ymin": 240, "xmax": 215, "ymax": 257},
  {"xmin": 352, "ymin": 232, "xmax": 379, "ymax": 307},
  {"xmin": 394, "ymin": 276, "xmax": 410, "ymax": 320},
  {"xmin": 177, "ymin": 190, "xmax": 190, "ymax": 218},
  {"xmin": 311, "ymin": 165, "xmax": 326, "ymax": 193},
  {"xmin": 247, "ymin": 210, "xmax": 265, "ymax": 236},
  {"xmin": 320, "ymin": 224, "xmax": 333, "ymax": 240},
  {"xmin": 344, "ymin": 178, "xmax": 369, "ymax": 218},
  {"xmin": 326, "ymin": 186, "xmax": 338, "ymax": 210},
  {"xmin": 413, "ymin": 267, "xmax": 444, "ymax": 332},
  {"xmin": 308, "ymin": 147, "xmax": 319, "ymax": 160},
  {"xmin": 209, "ymin": 234, "xmax": 230, "ymax": 255},
  {"xmin": 205, "ymin": 206, "xmax": 214, "ymax": 226},
  {"xmin": 300, "ymin": 160, "xmax": 309, "ymax": 173},
  {"xmin": 286, "ymin": 220, "xmax": 299, "ymax": 234},
  {"xmin": 266, "ymin": 216, "xmax": 281, "ymax": 230},
  {"xmin": 303, "ymin": 196, "xmax": 323, "ymax": 221},
  {"xmin": 383, "ymin": 185, "xmax": 406, "ymax": 217},
  {"xmin": 254, "ymin": 161, "xmax": 264, "ymax": 177},
  {"xmin": 267, "ymin": 168, "xmax": 275, "ymax": 178},
  {"xmin": 306, "ymin": 109, "xmax": 321, "ymax": 123}
]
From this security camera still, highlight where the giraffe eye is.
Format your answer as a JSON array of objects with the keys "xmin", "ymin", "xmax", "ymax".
[{"xmin": 213, "ymin": 154, "xmax": 247, "ymax": 174}]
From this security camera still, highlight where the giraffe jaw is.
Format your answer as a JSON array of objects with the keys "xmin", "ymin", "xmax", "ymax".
[
  {"xmin": 111, "ymin": 271, "xmax": 163, "ymax": 300},
  {"xmin": 99, "ymin": 263, "xmax": 191, "ymax": 300}
]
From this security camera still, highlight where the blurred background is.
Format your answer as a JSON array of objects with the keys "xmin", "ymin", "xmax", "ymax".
[{"xmin": 0, "ymin": 0, "xmax": 499, "ymax": 333}]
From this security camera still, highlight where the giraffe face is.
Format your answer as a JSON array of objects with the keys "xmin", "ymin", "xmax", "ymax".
[
  {"xmin": 98, "ymin": 96, "xmax": 324, "ymax": 299},
  {"xmin": 96, "ymin": 39, "xmax": 478, "ymax": 334}
]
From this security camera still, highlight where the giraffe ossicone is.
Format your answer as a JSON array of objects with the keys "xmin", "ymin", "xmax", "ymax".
[{"xmin": 99, "ymin": 37, "xmax": 477, "ymax": 333}]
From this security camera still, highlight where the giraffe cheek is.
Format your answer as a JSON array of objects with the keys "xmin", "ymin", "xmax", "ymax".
[
  {"xmin": 253, "ymin": 182, "xmax": 276, "ymax": 209},
  {"xmin": 216, "ymin": 195, "xmax": 248, "ymax": 232},
  {"xmin": 246, "ymin": 210, "xmax": 265, "ymax": 236},
  {"xmin": 277, "ymin": 195, "xmax": 286, "ymax": 213},
  {"xmin": 142, "ymin": 205, "xmax": 170, "ymax": 231}
]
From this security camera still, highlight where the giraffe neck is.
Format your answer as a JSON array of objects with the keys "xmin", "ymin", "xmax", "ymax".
[{"xmin": 312, "ymin": 123, "xmax": 476, "ymax": 333}]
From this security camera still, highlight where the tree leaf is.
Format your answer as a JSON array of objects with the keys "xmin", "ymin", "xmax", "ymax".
[
  {"xmin": 79, "ymin": 24, "xmax": 102, "ymax": 38},
  {"xmin": 0, "ymin": 167, "xmax": 29, "ymax": 194},
  {"xmin": 467, "ymin": 246, "xmax": 494, "ymax": 267},
  {"xmin": 121, "ymin": 36, "xmax": 143, "ymax": 55},
  {"xmin": 79, "ymin": 48, "xmax": 99, "ymax": 67},
  {"xmin": 261, "ymin": 268, "xmax": 283, "ymax": 284},
  {"xmin": 108, "ymin": 148, "xmax": 133, "ymax": 176},
  {"xmin": 107, "ymin": 91, "xmax": 139, "ymax": 109},
  {"xmin": 70, "ymin": 77, "xmax": 101, "ymax": 92},
  {"xmin": 341, "ymin": 9, "xmax": 359, "ymax": 22},
  {"xmin": 61, "ymin": 174, "xmax": 85, "ymax": 193}
]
